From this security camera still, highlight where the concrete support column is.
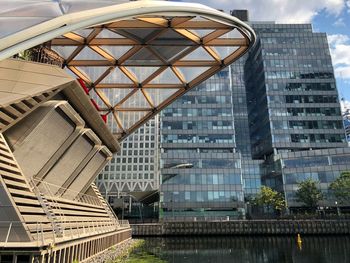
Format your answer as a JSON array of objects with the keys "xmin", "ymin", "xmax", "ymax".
[
  {"xmin": 80, "ymin": 155, "xmax": 112, "ymax": 195},
  {"xmin": 58, "ymin": 145, "xmax": 100, "ymax": 194},
  {"xmin": 35, "ymin": 128, "xmax": 83, "ymax": 182}
]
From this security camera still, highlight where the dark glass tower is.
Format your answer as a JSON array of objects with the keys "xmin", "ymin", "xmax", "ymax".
[
  {"xmin": 160, "ymin": 67, "xmax": 244, "ymax": 221},
  {"xmin": 245, "ymin": 23, "xmax": 346, "ymax": 158},
  {"xmin": 245, "ymin": 22, "xmax": 350, "ymax": 209},
  {"xmin": 231, "ymin": 56, "xmax": 263, "ymax": 200}
]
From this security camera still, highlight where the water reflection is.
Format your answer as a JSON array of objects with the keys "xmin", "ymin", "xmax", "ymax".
[{"xmin": 142, "ymin": 236, "xmax": 350, "ymax": 263}]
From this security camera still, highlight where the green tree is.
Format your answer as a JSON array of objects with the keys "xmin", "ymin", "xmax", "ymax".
[
  {"xmin": 254, "ymin": 186, "xmax": 286, "ymax": 213},
  {"xmin": 296, "ymin": 179, "xmax": 323, "ymax": 210},
  {"xmin": 17, "ymin": 49, "xmax": 33, "ymax": 60},
  {"xmin": 329, "ymin": 171, "xmax": 350, "ymax": 204}
]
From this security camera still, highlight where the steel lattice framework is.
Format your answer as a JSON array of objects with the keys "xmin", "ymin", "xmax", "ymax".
[{"xmin": 49, "ymin": 15, "xmax": 252, "ymax": 141}]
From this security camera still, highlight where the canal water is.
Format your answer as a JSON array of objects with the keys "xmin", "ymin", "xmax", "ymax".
[{"xmin": 127, "ymin": 236, "xmax": 350, "ymax": 263}]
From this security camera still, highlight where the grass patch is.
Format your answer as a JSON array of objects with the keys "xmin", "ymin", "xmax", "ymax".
[{"xmin": 113, "ymin": 239, "xmax": 166, "ymax": 263}]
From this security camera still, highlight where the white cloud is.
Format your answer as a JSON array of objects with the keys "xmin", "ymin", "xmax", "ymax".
[
  {"xmin": 328, "ymin": 34, "xmax": 349, "ymax": 46},
  {"xmin": 340, "ymin": 99, "xmax": 350, "ymax": 113},
  {"xmin": 190, "ymin": 0, "xmax": 345, "ymax": 23},
  {"xmin": 347, "ymin": 0, "xmax": 350, "ymax": 12},
  {"xmin": 328, "ymin": 34, "xmax": 350, "ymax": 79},
  {"xmin": 333, "ymin": 17, "xmax": 345, "ymax": 26},
  {"xmin": 335, "ymin": 66, "xmax": 350, "ymax": 78}
]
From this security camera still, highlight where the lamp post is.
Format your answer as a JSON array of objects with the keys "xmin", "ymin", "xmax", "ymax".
[
  {"xmin": 120, "ymin": 192, "xmax": 143, "ymax": 221},
  {"xmin": 335, "ymin": 201, "xmax": 341, "ymax": 216}
]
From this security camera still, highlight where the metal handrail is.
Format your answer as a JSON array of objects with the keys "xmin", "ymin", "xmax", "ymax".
[
  {"xmin": 31, "ymin": 178, "xmax": 103, "ymax": 207},
  {"xmin": 28, "ymin": 179, "xmax": 64, "ymax": 239},
  {"xmin": 0, "ymin": 221, "xmax": 47, "ymax": 246},
  {"xmin": 119, "ymin": 220, "xmax": 130, "ymax": 228},
  {"xmin": 0, "ymin": 218, "xmax": 128, "ymax": 247}
]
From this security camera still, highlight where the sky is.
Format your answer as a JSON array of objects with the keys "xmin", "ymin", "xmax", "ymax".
[{"xmin": 181, "ymin": 0, "xmax": 350, "ymax": 110}]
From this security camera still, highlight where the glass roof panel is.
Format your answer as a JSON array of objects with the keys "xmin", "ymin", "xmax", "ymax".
[
  {"xmin": 176, "ymin": 67, "xmax": 210, "ymax": 83},
  {"xmin": 125, "ymin": 66, "xmax": 159, "ymax": 83},
  {"xmin": 74, "ymin": 47, "xmax": 107, "ymax": 60},
  {"xmin": 151, "ymin": 46, "xmax": 190, "ymax": 62},
  {"xmin": 96, "ymin": 88, "xmax": 134, "ymax": 106},
  {"xmin": 100, "ymin": 46, "xmax": 133, "ymax": 60},
  {"xmin": 116, "ymin": 110, "xmax": 148, "ymax": 131},
  {"xmin": 219, "ymin": 28, "xmax": 244, "ymax": 39},
  {"xmin": 181, "ymin": 47, "xmax": 214, "ymax": 61},
  {"xmin": 96, "ymin": 29, "xmax": 126, "ymax": 38},
  {"xmin": 75, "ymin": 66, "xmax": 109, "ymax": 82},
  {"xmin": 90, "ymin": 88, "xmax": 109, "ymax": 109},
  {"xmin": 189, "ymin": 16, "xmax": 209, "ymax": 21},
  {"xmin": 108, "ymin": 112, "xmax": 123, "ymax": 134},
  {"xmin": 94, "ymin": 88, "xmax": 113, "ymax": 107},
  {"xmin": 73, "ymin": 29, "xmax": 93, "ymax": 38},
  {"xmin": 118, "ymin": 28, "xmax": 163, "ymax": 41},
  {"xmin": 119, "ymin": 89, "xmax": 151, "ymax": 109},
  {"xmin": 124, "ymin": 48, "xmax": 163, "ymax": 66},
  {"xmin": 151, "ymin": 28, "xmax": 193, "ymax": 45},
  {"xmin": 50, "ymin": 46, "xmax": 77, "ymax": 59},
  {"xmin": 100, "ymin": 67, "xmax": 134, "ymax": 84},
  {"xmin": 149, "ymin": 68, "xmax": 182, "ymax": 84},
  {"xmin": 211, "ymin": 46, "xmax": 239, "ymax": 60},
  {"xmin": 189, "ymin": 29, "xmax": 214, "ymax": 38},
  {"xmin": 145, "ymin": 88, "xmax": 180, "ymax": 107}
]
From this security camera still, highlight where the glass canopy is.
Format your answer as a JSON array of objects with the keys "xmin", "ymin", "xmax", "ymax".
[
  {"xmin": 0, "ymin": 0, "xmax": 129, "ymax": 38},
  {"xmin": 49, "ymin": 15, "xmax": 251, "ymax": 140},
  {"xmin": 0, "ymin": 1, "xmax": 255, "ymax": 141}
]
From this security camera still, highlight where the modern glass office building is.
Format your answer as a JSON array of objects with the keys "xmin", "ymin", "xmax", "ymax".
[
  {"xmin": 99, "ymin": 9, "xmax": 349, "ymax": 218},
  {"xmin": 160, "ymin": 67, "xmax": 244, "ymax": 220},
  {"xmin": 230, "ymin": 56, "xmax": 263, "ymax": 200},
  {"xmin": 96, "ymin": 116, "xmax": 160, "ymax": 202},
  {"xmin": 262, "ymin": 147, "xmax": 350, "ymax": 208},
  {"xmin": 245, "ymin": 23, "xmax": 346, "ymax": 158},
  {"xmin": 245, "ymin": 21, "xmax": 349, "ymax": 208}
]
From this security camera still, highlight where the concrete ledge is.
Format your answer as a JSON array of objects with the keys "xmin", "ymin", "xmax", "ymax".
[{"xmin": 131, "ymin": 220, "xmax": 350, "ymax": 236}]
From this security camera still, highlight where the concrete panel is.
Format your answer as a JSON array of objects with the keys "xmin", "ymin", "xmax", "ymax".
[
  {"xmin": 84, "ymin": 186, "xmax": 100, "ymax": 200},
  {"xmin": 64, "ymin": 151, "xmax": 107, "ymax": 196},
  {"xmin": 43, "ymin": 132, "xmax": 94, "ymax": 187},
  {"xmin": 0, "ymin": 183, "xmax": 31, "ymax": 242},
  {"xmin": 0, "ymin": 59, "xmax": 74, "ymax": 108},
  {"xmin": 5, "ymin": 107, "xmax": 75, "ymax": 179}
]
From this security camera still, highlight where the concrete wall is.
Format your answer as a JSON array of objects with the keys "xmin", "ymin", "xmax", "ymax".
[
  {"xmin": 64, "ymin": 150, "xmax": 106, "ymax": 196},
  {"xmin": 3, "ymin": 101, "xmax": 111, "ymax": 196},
  {"xmin": 4, "ymin": 106, "xmax": 76, "ymax": 179},
  {"xmin": 132, "ymin": 220, "xmax": 350, "ymax": 236},
  {"xmin": 0, "ymin": 182, "xmax": 31, "ymax": 242}
]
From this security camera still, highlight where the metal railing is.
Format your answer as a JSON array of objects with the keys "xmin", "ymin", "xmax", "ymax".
[
  {"xmin": 13, "ymin": 46, "xmax": 64, "ymax": 67},
  {"xmin": 162, "ymin": 216, "xmax": 239, "ymax": 222},
  {"xmin": 30, "ymin": 178, "xmax": 103, "ymax": 207},
  {"xmin": 119, "ymin": 220, "xmax": 130, "ymax": 228},
  {"xmin": 0, "ymin": 221, "xmax": 49, "ymax": 246},
  {"xmin": 0, "ymin": 219, "xmax": 124, "ymax": 247}
]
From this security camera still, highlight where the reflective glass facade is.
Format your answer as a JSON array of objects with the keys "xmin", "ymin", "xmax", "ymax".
[
  {"xmin": 245, "ymin": 23, "xmax": 347, "ymax": 159},
  {"xmin": 99, "ymin": 13, "xmax": 350, "ymax": 215},
  {"xmin": 160, "ymin": 68, "xmax": 245, "ymax": 220},
  {"xmin": 262, "ymin": 148, "xmax": 350, "ymax": 207},
  {"xmin": 247, "ymin": 22, "xmax": 349, "ymax": 208},
  {"xmin": 231, "ymin": 56, "xmax": 263, "ymax": 200}
]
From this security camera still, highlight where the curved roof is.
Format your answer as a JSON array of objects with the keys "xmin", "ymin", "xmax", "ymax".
[{"xmin": 0, "ymin": 0, "xmax": 255, "ymax": 141}]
